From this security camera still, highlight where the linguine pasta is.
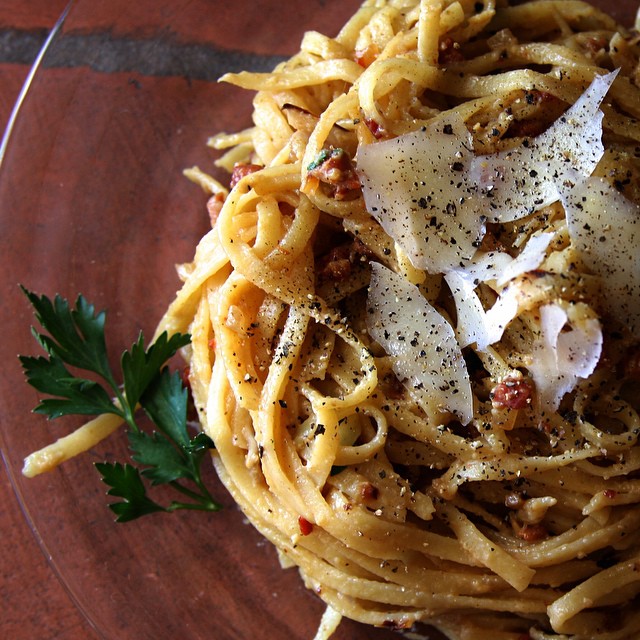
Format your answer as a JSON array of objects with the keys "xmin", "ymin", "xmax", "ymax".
[{"xmin": 23, "ymin": 1, "xmax": 640, "ymax": 638}]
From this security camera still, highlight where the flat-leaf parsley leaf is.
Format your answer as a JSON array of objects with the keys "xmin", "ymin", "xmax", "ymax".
[{"xmin": 20, "ymin": 287, "xmax": 221, "ymax": 521}]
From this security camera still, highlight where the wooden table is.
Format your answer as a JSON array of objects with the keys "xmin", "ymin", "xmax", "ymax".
[{"xmin": 0, "ymin": 4, "xmax": 95, "ymax": 638}]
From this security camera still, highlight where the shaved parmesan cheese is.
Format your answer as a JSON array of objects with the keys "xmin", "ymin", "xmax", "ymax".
[
  {"xmin": 357, "ymin": 68, "xmax": 630, "ymax": 423},
  {"xmin": 471, "ymin": 70, "xmax": 618, "ymax": 222},
  {"xmin": 456, "ymin": 232, "xmax": 554, "ymax": 286},
  {"xmin": 495, "ymin": 232, "xmax": 554, "ymax": 286},
  {"xmin": 445, "ymin": 233, "xmax": 553, "ymax": 350},
  {"xmin": 562, "ymin": 175, "xmax": 640, "ymax": 337},
  {"xmin": 367, "ymin": 263, "xmax": 473, "ymax": 425},
  {"xmin": 529, "ymin": 303, "xmax": 603, "ymax": 413},
  {"xmin": 357, "ymin": 72, "xmax": 617, "ymax": 276},
  {"xmin": 357, "ymin": 115, "xmax": 483, "ymax": 273},
  {"xmin": 445, "ymin": 271, "xmax": 520, "ymax": 350}
]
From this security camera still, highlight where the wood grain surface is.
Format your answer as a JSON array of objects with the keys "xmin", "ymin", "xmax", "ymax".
[
  {"xmin": 1, "ymin": 5, "xmax": 93, "ymax": 640},
  {"xmin": 0, "ymin": 5, "xmax": 95, "ymax": 640}
]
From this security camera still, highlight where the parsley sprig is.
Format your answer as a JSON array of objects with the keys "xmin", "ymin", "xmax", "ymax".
[{"xmin": 19, "ymin": 287, "xmax": 221, "ymax": 522}]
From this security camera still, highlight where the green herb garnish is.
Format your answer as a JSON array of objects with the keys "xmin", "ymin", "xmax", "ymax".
[
  {"xmin": 19, "ymin": 287, "xmax": 221, "ymax": 522},
  {"xmin": 306, "ymin": 147, "xmax": 344, "ymax": 172}
]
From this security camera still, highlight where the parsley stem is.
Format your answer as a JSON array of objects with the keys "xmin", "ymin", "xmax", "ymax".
[
  {"xmin": 109, "ymin": 388, "xmax": 138, "ymax": 433},
  {"xmin": 169, "ymin": 480, "xmax": 217, "ymax": 507},
  {"xmin": 122, "ymin": 407, "xmax": 139, "ymax": 433},
  {"xmin": 167, "ymin": 501, "xmax": 221, "ymax": 512}
]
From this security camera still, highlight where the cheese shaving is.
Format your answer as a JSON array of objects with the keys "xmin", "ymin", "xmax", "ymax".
[
  {"xmin": 357, "ymin": 115, "xmax": 482, "ymax": 273},
  {"xmin": 366, "ymin": 262, "xmax": 473, "ymax": 425},
  {"xmin": 529, "ymin": 303, "xmax": 603, "ymax": 413},
  {"xmin": 562, "ymin": 175, "xmax": 640, "ymax": 337},
  {"xmin": 471, "ymin": 70, "xmax": 618, "ymax": 222},
  {"xmin": 361, "ymin": 70, "xmax": 631, "ymax": 411}
]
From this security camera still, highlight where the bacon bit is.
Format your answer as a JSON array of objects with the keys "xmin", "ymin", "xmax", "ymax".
[
  {"xmin": 491, "ymin": 376, "xmax": 534, "ymax": 410},
  {"xmin": 603, "ymin": 489, "xmax": 618, "ymax": 499},
  {"xmin": 583, "ymin": 35, "xmax": 608, "ymax": 56},
  {"xmin": 317, "ymin": 238, "xmax": 373, "ymax": 282},
  {"xmin": 229, "ymin": 162, "xmax": 262, "ymax": 189},
  {"xmin": 208, "ymin": 337, "xmax": 216, "ymax": 351},
  {"xmin": 360, "ymin": 482, "xmax": 379, "ymax": 502},
  {"xmin": 206, "ymin": 192, "xmax": 225, "ymax": 226},
  {"xmin": 354, "ymin": 43, "xmax": 379, "ymax": 68},
  {"xmin": 439, "ymin": 37, "xmax": 465, "ymax": 64},
  {"xmin": 317, "ymin": 242, "xmax": 352, "ymax": 281},
  {"xmin": 298, "ymin": 516, "xmax": 313, "ymax": 536},
  {"xmin": 318, "ymin": 251, "xmax": 351, "ymax": 281},
  {"xmin": 180, "ymin": 366, "xmax": 191, "ymax": 389},
  {"xmin": 516, "ymin": 523, "xmax": 547, "ymax": 542},
  {"xmin": 307, "ymin": 148, "xmax": 361, "ymax": 200},
  {"xmin": 363, "ymin": 117, "xmax": 386, "ymax": 139}
]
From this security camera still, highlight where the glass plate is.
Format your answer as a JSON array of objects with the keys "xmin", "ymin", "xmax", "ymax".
[{"xmin": 0, "ymin": 1, "xmax": 636, "ymax": 639}]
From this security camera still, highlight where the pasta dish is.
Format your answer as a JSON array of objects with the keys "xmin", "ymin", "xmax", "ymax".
[{"xmin": 22, "ymin": 0, "xmax": 640, "ymax": 638}]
